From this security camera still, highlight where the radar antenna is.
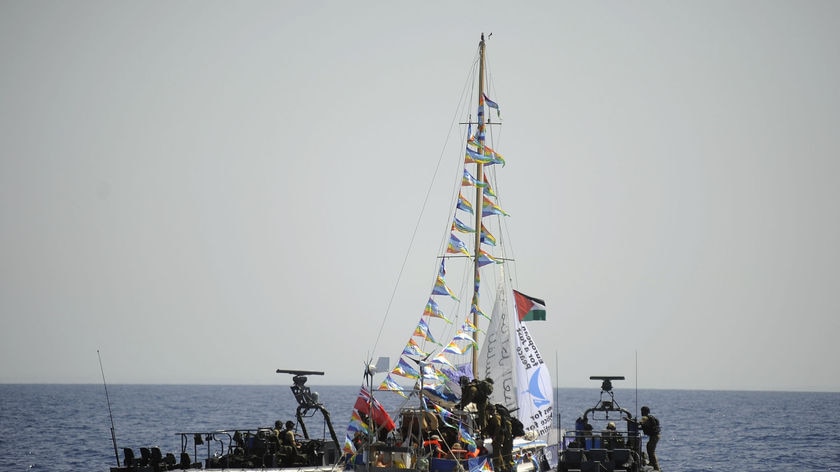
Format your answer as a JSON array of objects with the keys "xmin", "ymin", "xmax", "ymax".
[
  {"xmin": 276, "ymin": 369, "xmax": 323, "ymax": 407},
  {"xmin": 275, "ymin": 369, "xmax": 339, "ymax": 447},
  {"xmin": 590, "ymin": 375, "xmax": 625, "ymax": 410}
]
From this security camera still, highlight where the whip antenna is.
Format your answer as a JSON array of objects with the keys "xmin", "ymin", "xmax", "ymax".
[
  {"xmin": 635, "ymin": 350, "xmax": 638, "ymax": 417},
  {"xmin": 98, "ymin": 350, "xmax": 120, "ymax": 467}
]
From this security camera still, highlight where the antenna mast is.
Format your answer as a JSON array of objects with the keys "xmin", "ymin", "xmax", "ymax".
[{"xmin": 98, "ymin": 350, "xmax": 120, "ymax": 467}]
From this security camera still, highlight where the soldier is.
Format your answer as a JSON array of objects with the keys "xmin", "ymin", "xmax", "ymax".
[
  {"xmin": 602, "ymin": 422, "xmax": 625, "ymax": 450},
  {"xmin": 498, "ymin": 406, "xmax": 514, "ymax": 472},
  {"xmin": 474, "ymin": 378, "xmax": 494, "ymax": 432},
  {"xmin": 281, "ymin": 421, "xmax": 298, "ymax": 447},
  {"xmin": 484, "ymin": 404, "xmax": 505, "ymax": 472},
  {"xmin": 457, "ymin": 377, "xmax": 494, "ymax": 433},
  {"xmin": 639, "ymin": 406, "xmax": 661, "ymax": 471},
  {"xmin": 278, "ymin": 420, "xmax": 301, "ymax": 465},
  {"xmin": 458, "ymin": 376, "xmax": 475, "ymax": 409}
]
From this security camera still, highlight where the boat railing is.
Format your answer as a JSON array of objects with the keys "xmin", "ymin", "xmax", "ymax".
[
  {"xmin": 179, "ymin": 428, "xmax": 340, "ymax": 469},
  {"xmin": 176, "ymin": 428, "xmax": 282, "ymax": 467},
  {"xmin": 561, "ymin": 430, "xmax": 640, "ymax": 451}
]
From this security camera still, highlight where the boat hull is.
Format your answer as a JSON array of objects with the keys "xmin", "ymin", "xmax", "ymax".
[{"xmin": 111, "ymin": 467, "xmax": 339, "ymax": 472}]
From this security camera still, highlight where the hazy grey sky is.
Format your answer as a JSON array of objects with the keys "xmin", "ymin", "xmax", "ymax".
[{"xmin": 2, "ymin": 1, "xmax": 838, "ymax": 392}]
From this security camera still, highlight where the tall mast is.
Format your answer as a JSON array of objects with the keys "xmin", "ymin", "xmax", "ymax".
[{"xmin": 472, "ymin": 34, "xmax": 487, "ymax": 379}]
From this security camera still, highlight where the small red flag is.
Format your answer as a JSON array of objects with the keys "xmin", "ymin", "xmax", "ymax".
[{"xmin": 353, "ymin": 387, "xmax": 396, "ymax": 431}]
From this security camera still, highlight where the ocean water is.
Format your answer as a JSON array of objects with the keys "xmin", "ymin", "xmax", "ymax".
[{"xmin": 1, "ymin": 384, "xmax": 838, "ymax": 472}]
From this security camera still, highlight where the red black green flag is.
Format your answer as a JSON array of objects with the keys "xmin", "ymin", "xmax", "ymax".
[{"xmin": 513, "ymin": 290, "xmax": 546, "ymax": 321}]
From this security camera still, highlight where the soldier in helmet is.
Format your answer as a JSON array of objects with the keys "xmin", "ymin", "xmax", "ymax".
[
  {"xmin": 498, "ymin": 405, "xmax": 514, "ymax": 472},
  {"xmin": 457, "ymin": 376, "xmax": 475, "ymax": 409},
  {"xmin": 484, "ymin": 404, "xmax": 505, "ymax": 472},
  {"xmin": 457, "ymin": 377, "xmax": 494, "ymax": 433},
  {"xmin": 277, "ymin": 420, "xmax": 301, "ymax": 465},
  {"xmin": 603, "ymin": 421, "xmax": 625, "ymax": 450},
  {"xmin": 476, "ymin": 378, "xmax": 493, "ymax": 430}
]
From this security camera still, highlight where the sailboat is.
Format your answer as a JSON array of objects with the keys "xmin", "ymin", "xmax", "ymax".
[{"xmin": 345, "ymin": 35, "xmax": 555, "ymax": 472}]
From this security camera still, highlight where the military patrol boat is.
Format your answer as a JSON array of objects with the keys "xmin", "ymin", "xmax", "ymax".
[
  {"xmin": 557, "ymin": 376, "xmax": 651, "ymax": 472},
  {"xmin": 342, "ymin": 34, "xmax": 555, "ymax": 472},
  {"xmin": 109, "ymin": 370, "xmax": 341, "ymax": 472}
]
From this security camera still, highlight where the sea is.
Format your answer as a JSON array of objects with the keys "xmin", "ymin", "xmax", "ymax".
[{"xmin": 1, "ymin": 384, "xmax": 838, "ymax": 472}]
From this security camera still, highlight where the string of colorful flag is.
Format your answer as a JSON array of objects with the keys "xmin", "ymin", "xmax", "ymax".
[{"xmin": 376, "ymin": 93, "xmax": 508, "ymax": 397}]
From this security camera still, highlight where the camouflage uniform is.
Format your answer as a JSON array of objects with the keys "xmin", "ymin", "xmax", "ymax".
[
  {"xmin": 485, "ymin": 406, "xmax": 506, "ymax": 472},
  {"xmin": 475, "ymin": 378, "xmax": 493, "ymax": 432},
  {"xmin": 459, "ymin": 377, "xmax": 477, "ymax": 410},
  {"xmin": 279, "ymin": 421, "xmax": 301, "ymax": 465},
  {"xmin": 458, "ymin": 377, "xmax": 494, "ymax": 434},
  {"xmin": 499, "ymin": 409, "xmax": 514, "ymax": 472},
  {"xmin": 640, "ymin": 407, "xmax": 660, "ymax": 471}
]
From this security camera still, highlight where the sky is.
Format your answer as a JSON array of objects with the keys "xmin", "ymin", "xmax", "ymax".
[{"xmin": 1, "ymin": 1, "xmax": 838, "ymax": 392}]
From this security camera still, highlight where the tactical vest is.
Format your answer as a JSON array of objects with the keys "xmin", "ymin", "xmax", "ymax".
[{"xmin": 642, "ymin": 414, "xmax": 661, "ymax": 436}]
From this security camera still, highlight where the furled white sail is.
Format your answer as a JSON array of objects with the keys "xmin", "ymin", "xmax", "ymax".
[
  {"xmin": 479, "ymin": 281, "xmax": 553, "ymax": 440},
  {"xmin": 479, "ymin": 285, "xmax": 517, "ymax": 409}
]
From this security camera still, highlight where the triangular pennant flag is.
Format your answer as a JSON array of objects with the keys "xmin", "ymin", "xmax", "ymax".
[
  {"xmin": 402, "ymin": 338, "xmax": 429, "ymax": 358},
  {"xmin": 458, "ymin": 423, "xmax": 477, "ymax": 451},
  {"xmin": 420, "ymin": 362, "xmax": 442, "ymax": 381},
  {"xmin": 483, "ymin": 93, "xmax": 501, "ymax": 120},
  {"xmin": 465, "ymin": 146, "xmax": 504, "ymax": 166},
  {"xmin": 453, "ymin": 331, "xmax": 476, "ymax": 344},
  {"xmin": 456, "ymin": 193, "xmax": 474, "ymax": 215},
  {"xmin": 413, "ymin": 318, "xmax": 440, "ymax": 344},
  {"xmin": 347, "ymin": 410, "xmax": 370, "ymax": 433},
  {"xmin": 378, "ymin": 375, "xmax": 409, "ymax": 398},
  {"xmin": 432, "ymin": 274, "xmax": 459, "ymax": 300},
  {"xmin": 452, "ymin": 216, "xmax": 475, "ymax": 234},
  {"xmin": 343, "ymin": 434, "xmax": 358, "ymax": 454},
  {"xmin": 480, "ymin": 223, "xmax": 496, "ymax": 246},
  {"xmin": 423, "ymin": 298, "xmax": 452, "ymax": 323},
  {"xmin": 391, "ymin": 357, "xmax": 420, "ymax": 379},
  {"xmin": 482, "ymin": 176, "xmax": 497, "ymax": 197},
  {"xmin": 442, "ymin": 341, "xmax": 464, "ymax": 355},
  {"xmin": 432, "ymin": 261, "xmax": 460, "ymax": 301},
  {"xmin": 431, "ymin": 353, "xmax": 455, "ymax": 369},
  {"xmin": 477, "ymin": 458, "xmax": 494, "ymax": 472},
  {"xmin": 482, "ymin": 196, "xmax": 509, "ymax": 217},
  {"xmin": 477, "ymin": 249, "xmax": 503, "ymax": 267},
  {"xmin": 462, "ymin": 169, "xmax": 486, "ymax": 188},
  {"xmin": 425, "ymin": 398, "xmax": 458, "ymax": 428},
  {"xmin": 446, "ymin": 233, "xmax": 471, "ymax": 257},
  {"xmin": 466, "ymin": 137, "xmax": 506, "ymax": 166}
]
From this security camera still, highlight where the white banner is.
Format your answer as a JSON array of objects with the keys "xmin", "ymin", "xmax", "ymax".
[{"xmin": 514, "ymin": 318, "xmax": 553, "ymax": 439}]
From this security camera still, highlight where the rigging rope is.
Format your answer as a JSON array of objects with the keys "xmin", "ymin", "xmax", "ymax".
[{"xmin": 369, "ymin": 46, "xmax": 482, "ymax": 357}]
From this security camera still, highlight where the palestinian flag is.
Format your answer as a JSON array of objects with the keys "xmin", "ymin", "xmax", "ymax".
[{"xmin": 513, "ymin": 290, "xmax": 546, "ymax": 321}]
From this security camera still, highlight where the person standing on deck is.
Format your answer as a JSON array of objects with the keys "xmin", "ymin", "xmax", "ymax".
[
  {"xmin": 639, "ymin": 406, "xmax": 661, "ymax": 471},
  {"xmin": 485, "ymin": 404, "xmax": 506, "ymax": 472},
  {"xmin": 458, "ymin": 377, "xmax": 494, "ymax": 434}
]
